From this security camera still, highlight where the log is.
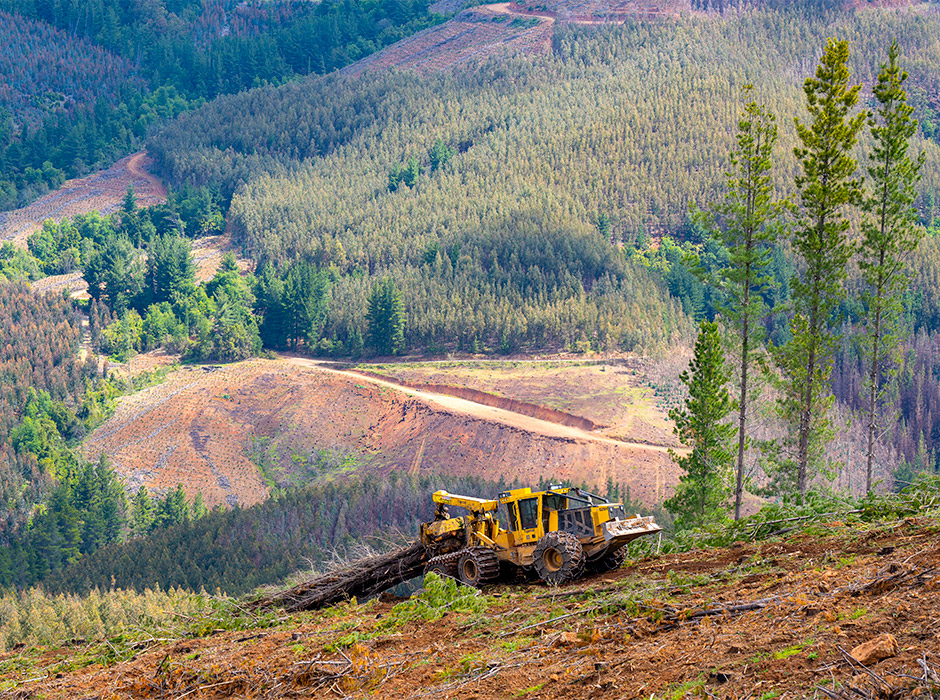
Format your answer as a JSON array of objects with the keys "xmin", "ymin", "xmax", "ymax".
[{"xmin": 258, "ymin": 542, "xmax": 428, "ymax": 612}]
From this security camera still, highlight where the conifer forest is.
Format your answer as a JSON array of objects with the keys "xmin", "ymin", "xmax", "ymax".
[{"xmin": 1, "ymin": 0, "xmax": 940, "ymax": 628}]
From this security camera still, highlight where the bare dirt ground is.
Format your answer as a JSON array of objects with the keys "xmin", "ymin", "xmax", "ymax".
[
  {"xmin": 359, "ymin": 358, "xmax": 682, "ymax": 449},
  {"xmin": 191, "ymin": 233, "xmax": 253, "ymax": 282},
  {"xmin": 0, "ymin": 152, "xmax": 167, "ymax": 245},
  {"xmin": 27, "ymin": 270, "xmax": 89, "ymax": 298},
  {"xmin": 83, "ymin": 357, "xmax": 682, "ymax": 507},
  {"xmin": 6, "ymin": 516, "xmax": 939, "ymax": 699},
  {"xmin": 342, "ymin": 5, "xmax": 554, "ymax": 75}
]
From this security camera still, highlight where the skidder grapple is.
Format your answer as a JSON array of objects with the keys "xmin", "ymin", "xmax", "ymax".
[{"xmin": 420, "ymin": 486, "xmax": 661, "ymax": 586}]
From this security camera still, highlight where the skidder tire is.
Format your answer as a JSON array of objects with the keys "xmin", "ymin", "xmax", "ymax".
[
  {"xmin": 425, "ymin": 552, "xmax": 460, "ymax": 579},
  {"xmin": 456, "ymin": 547, "xmax": 500, "ymax": 587},
  {"xmin": 587, "ymin": 545, "xmax": 626, "ymax": 574},
  {"xmin": 533, "ymin": 531, "xmax": 585, "ymax": 585}
]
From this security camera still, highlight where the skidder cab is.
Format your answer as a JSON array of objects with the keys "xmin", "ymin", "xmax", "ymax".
[{"xmin": 420, "ymin": 486, "xmax": 661, "ymax": 586}]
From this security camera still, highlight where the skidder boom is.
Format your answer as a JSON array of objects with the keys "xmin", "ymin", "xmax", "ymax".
[{"xmin": 420, "ymin": 486, "xmax": 661, "ymax": 586}]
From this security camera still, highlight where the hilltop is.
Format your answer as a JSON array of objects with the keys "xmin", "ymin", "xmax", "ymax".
[
  {"xmin": 2, "ymin": 504, "xmax": 938, "ymax": 698},
  {"xmin": 82, "ymin": 357, "xmax": 684, "ymax": 508}
]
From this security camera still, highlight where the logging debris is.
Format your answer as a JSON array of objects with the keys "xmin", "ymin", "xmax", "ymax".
[{"xmin": 258, "ymin": 542, "xmax": 427, "ymax": 612}]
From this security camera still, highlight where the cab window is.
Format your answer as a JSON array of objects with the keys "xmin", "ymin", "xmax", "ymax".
[
  {"xmin": 497, "ymin": 504, "xmax": 513, "ymax": 530},
  {"xmin": 518, "ymin": 498, "xmax": 539, "ymax": 530},
  {"xmin": 543, "ymin": 494, "xmax": 567, "ymax": 512}
]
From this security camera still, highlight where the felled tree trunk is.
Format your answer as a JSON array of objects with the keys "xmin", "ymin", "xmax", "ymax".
[{"xmin": 258, "ymin": 542, "xmax": 427, "ymax": 612}]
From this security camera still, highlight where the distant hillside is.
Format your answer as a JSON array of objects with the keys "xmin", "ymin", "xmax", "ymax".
[
  {"xmin": 0, "ymin": 0, "xmax": 447, "ymax": 210},
  {"xmin": 149, "ymin": 4, "xmax": 940, "ymax": 357},
  {"xmin": 0, "ymin": 11, "xmax": 142, "ymax": 125},
  {"xmin": 81, "ymin": 358, "xmax": 681, "ymax": 508}
]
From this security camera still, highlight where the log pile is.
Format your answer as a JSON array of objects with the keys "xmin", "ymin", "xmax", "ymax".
[{"xmin": 258, "ymin": 542, "xmax": 428, "ymax": 612}]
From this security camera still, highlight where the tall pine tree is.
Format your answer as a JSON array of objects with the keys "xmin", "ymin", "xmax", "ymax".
[
  {"xmin": 860, "ymin": 41, "xmax": 925, "ymax": 493},
  {"xmin": 776, "ymin": 38, "xmax": 865, "ymax": 496},
  {"xmin": 702, "ymin": 90, "xmax": 781, "ymax": 519},
  {"xmin": 664, "ymin": 321, "xmax": 735, "ymax": 530},
  {"xmin": 367, "ymin": 277, "xmax": 405, "ymax": 356}
]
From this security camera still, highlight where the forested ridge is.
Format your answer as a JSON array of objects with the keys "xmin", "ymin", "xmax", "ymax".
[
  {"xmin": 147, "ymin": 5, "xmax": 940, "ymax": 490},
  {"xmin": 0, "ymin": 0, "xmax": 444, "ymax": 209},
  {"xmin": 0, "ymin": 11, "xmax": 142, "ymax": 125},
  {"xmin": 148, "ymin": 7, "xmax": 940, "ymax": 357}
]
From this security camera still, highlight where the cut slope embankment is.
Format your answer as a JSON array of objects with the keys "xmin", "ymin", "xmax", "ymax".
[
  {"xmin": 352, "ymin": 368, "xmax": 602, "ymax": 431},
  {"xmin": 83, "ymin": 358, "xmax": 682, "ymax": 508}
]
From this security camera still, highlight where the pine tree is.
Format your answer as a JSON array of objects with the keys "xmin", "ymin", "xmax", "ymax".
[
  {"xmin": 121, "ymin": 186, "xmax": 137, "ymax": 216},
  {"xmin": 153, "ymin": 484, "xmax": 189, "ymax": 530},
  {"xmin": 192, "ymin": 492, "xmax": 208, "ymax": 519},
  {"xmin": 282, "ymin": 262, "xmax": 329, "ymax": 350},
  {"xmin": 131, "ymin": 486, "xmax": 155, "ymax": 537},
  {"xmin": 367, "ymin": 277, "xmax": 405, "ymax": 356},
  {"xmin": 860, "ymin": 41, "xmax": 925, "ymax": 493},
  {"xmin": 777, "ymin": 38, "xmax": 865, "ymax": 496},
  {"xmin": 145, "ymin": 234, "xmax": 196, "ymax": 306},
  {"xmin": 664, "ymin": 321, "xmax": 735, "ymax": 530},
  {"xmin": 219, "ymin": 251, "xmax": 238, "ymax": 274},
  {"xmin": 83, "ymin": 235, "xmax": 144, "ymax": 313},
  {"xmin": 428, "ymin": 138, "xmax": 455, "ymax": 172},
  {"xmin": 702, "ymin": 89, "xmax": 781, "ymax": 519}
]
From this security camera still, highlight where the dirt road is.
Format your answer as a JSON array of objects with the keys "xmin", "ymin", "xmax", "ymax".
[
  {"xmin": 285, "ymin": 356, "xmax": 681, "ymax": 454},
  {"xmin": 126, "ymin": 151, "xmax": 168, "ymax": 198},
  {"xmin": 0, "ymin": 151, "xmax": 167, "ymax": 245},
  {"xmin": 487, "ymin": 1, "xmax": 629, "ymax": 26}
]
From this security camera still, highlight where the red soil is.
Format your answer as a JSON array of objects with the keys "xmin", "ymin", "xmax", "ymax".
[
  {"xmin": 82, "ymin": 358, "xmax": 681, "ymax": 507},
  {"xmin": 8, "ymin": 516, "xmax": 940, "ymax": 699}
]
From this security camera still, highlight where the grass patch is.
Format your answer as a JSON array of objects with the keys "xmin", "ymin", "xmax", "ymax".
[
  {"xmin": 772, "ymin": 644, "xmax": 805, "ymax": 660},
  {"xmin": 513, "ymin": 682, "xmax": 546, "ymax": 697}
]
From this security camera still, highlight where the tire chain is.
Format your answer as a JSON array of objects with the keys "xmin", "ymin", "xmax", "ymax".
[
  {"xmin": 424, "ymin": 550, "xmax": 464, "ymax": 577},
  {"xmin": 457, "ymin": 546, "xmax": 501, "ymax": 585}
]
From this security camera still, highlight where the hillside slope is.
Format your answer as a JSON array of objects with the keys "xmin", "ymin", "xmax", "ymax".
[
  {"xmin": 150, "ymin": 4, "xmax": 940, "ymax": 357},
  {"xmin": 343, "ymin": 4, "xmax": 554, "ymax": 75},
  {"xmin": 82, "ymin": 358, "xmax": 682, "ymax": 507},
  {"xmin": 0, "ymin": 152, "xmax": 166, "ymax": 246},
  {"xmin": 4, "ymin": 514, "xmax": 938, "ymax": 698}
]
